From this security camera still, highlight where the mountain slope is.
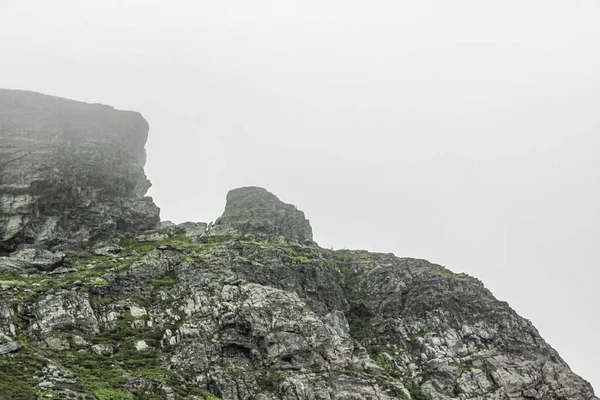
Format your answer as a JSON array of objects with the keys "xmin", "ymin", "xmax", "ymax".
[{"xmin": 0, "ymin": 90, "xmax": 596, "ymax": 400}]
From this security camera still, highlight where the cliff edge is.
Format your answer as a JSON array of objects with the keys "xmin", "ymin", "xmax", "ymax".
[{"xmin": 0, "ymin": 89, "xmax": 160, "ymax": 253}]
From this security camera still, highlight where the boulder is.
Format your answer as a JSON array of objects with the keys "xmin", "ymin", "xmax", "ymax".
[{"xmin": 0, "ymin": 248, "xmax": 65, "ymax": 272}]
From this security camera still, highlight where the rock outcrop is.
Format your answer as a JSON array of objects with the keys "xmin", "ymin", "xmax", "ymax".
[
  {"xmin": 0, "ymin": 89, "xmax": 159, "ymax": 253},
  {"xmin": 209, "ymin": 187, "xmax": 313, "ymax": 244},
  {"xmin": 0, "ymin": 90, "xmax": 596, "ymax": 400}
]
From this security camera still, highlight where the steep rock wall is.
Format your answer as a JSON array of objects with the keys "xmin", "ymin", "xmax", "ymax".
[{"xmin": 0, "ymin": 89, "xmax": 160, "ymax": 252}]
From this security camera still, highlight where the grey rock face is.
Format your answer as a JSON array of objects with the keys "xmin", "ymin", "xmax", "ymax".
[
  {"xmin": 0, "ymin": 89, "xmax": 160, "ymax": 253},
  {"xmin": 209, "ymin": 187, "xmax": 313, "ymax": 244},
  {"xmin": 0, "ymin": 90, "xmax": 596, "ymax": 400},
  {"xmin": 1, "ymin": 235, "xmax": 594, "ymax": 399}
]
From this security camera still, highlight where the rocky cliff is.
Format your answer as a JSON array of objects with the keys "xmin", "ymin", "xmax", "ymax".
[
  {"xmin": 0, "ymin": 89, "xmax": 160, "ymax": 254},
  {"xmin": 0, "ymin": 90, "xmax": 596, "ymax": 400}
]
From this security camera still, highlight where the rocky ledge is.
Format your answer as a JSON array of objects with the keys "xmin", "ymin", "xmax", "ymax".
[{"xmin": 0, "ymin": 90, "xmax": 596, "ymax": 400}]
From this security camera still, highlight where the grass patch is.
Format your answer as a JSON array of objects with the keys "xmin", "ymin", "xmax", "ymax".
[
  {"xmin": 347, "ymin": 316, "xmax": 375, "ymax": 342},
  {"xmin": 0, "ymin": 340, "xmax": 46, "ymax": 400}
]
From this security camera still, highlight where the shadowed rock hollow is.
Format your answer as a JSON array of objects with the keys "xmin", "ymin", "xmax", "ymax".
[{"xmin": 0, "ymin": 90, "xmax": 597, "ymax": 400}]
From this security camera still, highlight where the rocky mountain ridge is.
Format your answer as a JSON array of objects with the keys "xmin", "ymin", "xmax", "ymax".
[{"xmin": 0, "ymin": 89, "xmax": 596, "ymax": 400}]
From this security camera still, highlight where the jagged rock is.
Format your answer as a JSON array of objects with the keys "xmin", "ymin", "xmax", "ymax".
[
  {"xmin": 0, "ymin": 333, "xmax": 19, "ymax": 354},
  {"xmin": 91, "ymin": 344, "xmax": 114, "ymax": 356},
  {"xmin": 45, "ymin": 336, "xmax": 70, "ymax": 351},
  {"xmin": 135, "ymin": 340, "xmax": 149, "ymax": 351},
  {"xmin": 208, "ymin": 187, "xmax": 313, "ymax": 244},
  {"xmin": 33, "ymin": 290, "xmax": 99, "ymax": 334},
  {"xmin": 177, "ymin": 221, "xmax": 208, "ymax": 239},
  {"xmin": 0, "ymin": 248, "xmax": 65, "ymax": 272},
  {"xmin": 0, "ymin": 89, "xmax": 160, "ymax": 253}
]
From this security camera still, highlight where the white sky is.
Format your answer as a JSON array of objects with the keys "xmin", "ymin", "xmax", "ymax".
[{"xmin": 1, "ymin": 0, "xmax": 599, "ymax": 391}]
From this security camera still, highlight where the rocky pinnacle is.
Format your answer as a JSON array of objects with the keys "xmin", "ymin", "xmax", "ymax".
[{"xmin": 209, "ymin": 186, "xmax": 314, "ymax": 244}]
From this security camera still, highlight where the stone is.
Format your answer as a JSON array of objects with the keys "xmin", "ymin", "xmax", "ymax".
[
  {"xmin": 135, "ymin": 340, "xmax": 149, "ymax": 351},
  {"xmin": 0, "ymin": 248, "xmax": 65, "ymax": 272},
  {"xmin": 0, "ymin": 90, "xmax": 596, "ymax": 400},
  {"xmin": 91, "ymin": 344, "xmax": 114, "ymax": 356},
  {"xmin": 34, "ymin": 291, "xmax": 99, "ymax": 334},
  {"xmin": 177, "ymin": 221, "xmax": 208, "ymax": 239},
  {"xmin": 0, "ymin": 89, "xmax": 160, "ymax": 253},
  {"xmin": 0, "ymin": 333, "xmax": 19, "ymax": 354},
  {"xmin": 92, "ymin": 245, "xmax": 124, "ymax": 256},
  {"xmin": 129, "ymin": 306, "xmax": 147, "ymax": 318},
  {"xmin": 208, "ymin": 187, "xmax": 313, "ymax": 244},
  {"xmin": 45, "ymin": 336, "xmax": 70, "ymax": 351},
  {"xmin": 47, "ymin": 266, "xmax": 76, "ymax": 275}
]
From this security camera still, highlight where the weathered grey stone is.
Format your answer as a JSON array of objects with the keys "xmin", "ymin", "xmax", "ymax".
[
  {"xmin": 208, "ymin": 187, "xmax": 313, "ymax": 244},
  {"xmin": 0, "ymin": 248, "xmax": 65, "ymax": 272},
  {"xmin": 91, "ymin": 344, "xmax": 114, "ymax": 356},
  {"xmin": 45, "ymin": 336, "xmax": 70, "ymax": 351},
  {"xmin": 33, "ymin": 291, "xmax": 99, "ymax": 334},
  {"xmin": 0, "ymin": 89, "xmax": 160, "ymax": 253},
  {"xmin": 0, "ymin": 333, "xmax": 19, "ymax": 354},
  {"xmin": 92, "ymin": 244, "xmax": 124, "ymax": 256}
]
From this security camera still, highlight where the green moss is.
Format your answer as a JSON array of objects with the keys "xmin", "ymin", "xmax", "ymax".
[
  {"xmin": 198, "ymin": 390, "xmax": 222, "ymax": 400},
  {"xmin": 130, "ymin": 294, "xmax": 149, "ymax": 308},
  {"xmin": 195, "ymin": 235, "xmax": 233, "ymax": 245},
  {"xmin": 408, "ymin": 331, "xmax": 426, "ymax": 339},
  {"xmin": 150, "ymin": 274, "xmax": 178, "ymax": 286},
  {"xmin": 59, "ymin": 351, "xmax": 128, "ymax": 395},
  {"xmin": 93, "ymin": 388, "xmax": 134, "ymax": 400},
  {"xmin": 59, "ymin": 312, "xmax": 172, "ymax": 397},
  {"xmin": 89, "ymin": 277, "xmax": 108, "ymax": 286},
  {"xmin": 0, "ymin": 342, "xmax": 46, "ymax": 400},
  {"xmin": 402, "ymin": 378, "xmax": 430, "ymax": 400},
  {"xmin": 347, "ymin": 317, "xmax": 375, "ymax": 342},
  {"xmin": 0, "ymin": 279, "xmax": 26, "ymax": 287},
  {"xmin": 457, "ymin": 362, "xmax": 489, "ymax": 372},
  {"xmin": 256, "ymin": 370, "xmax": 285, "ymax": 393},
  {"xmin": 93, "ymin": 296, "xmax": 117, "ymax": 305}
]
